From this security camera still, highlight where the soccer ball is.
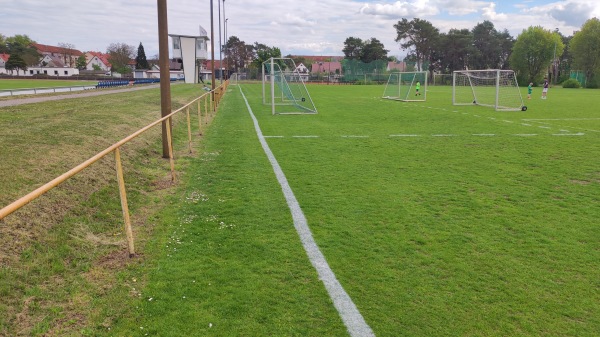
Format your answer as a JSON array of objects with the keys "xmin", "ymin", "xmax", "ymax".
[{"xmin": 521, "ymin": 106, "xmax": 527, "ymax": 111}]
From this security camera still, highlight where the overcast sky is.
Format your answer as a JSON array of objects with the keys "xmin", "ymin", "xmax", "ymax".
[{"xmin": 1, "ymin": 0, "xmax": 598, "ymax": 59}]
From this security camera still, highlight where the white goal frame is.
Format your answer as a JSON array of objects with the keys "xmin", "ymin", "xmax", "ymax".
[
  {"xmin": 452, "ymin": 69, "xmax": 526, "ymax": 111},
  {"xmin": 262, "ymin": 58, "xmax": 318, "ymax": 115},
  {"xmin": 382, "ymin": 71, "xmax": 427, "ymax": 101}
]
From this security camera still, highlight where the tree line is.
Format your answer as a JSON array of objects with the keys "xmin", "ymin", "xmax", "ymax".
[
  {"xmin": 388, "ymin": 17, "xmax": 599, "ymax": 87},
  {"xmin": 223, "ymin": 17, "xmax": 600, "ymax": 87}
]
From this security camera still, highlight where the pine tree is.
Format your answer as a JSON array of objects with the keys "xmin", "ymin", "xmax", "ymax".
[{"xmin": 135, "ymin": 42, "xmax": 150, "ymax": 69}]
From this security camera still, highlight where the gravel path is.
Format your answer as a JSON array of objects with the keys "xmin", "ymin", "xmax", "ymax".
[{"xmin": 0, "ymin": 84, "xmax": 161, "ymax": 108}]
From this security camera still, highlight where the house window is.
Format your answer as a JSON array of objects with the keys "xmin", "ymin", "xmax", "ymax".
[
  {"xmin": 54, "ymin": 70, "xmax": 59, "ymax": 75},
  {"xmin": 44, "ymin": 70, "xmax": 48, "ymax": 74},
  {"xmin": 30, "ymin": 70, "xmax": 34, "ymax": 74},
  {"xmin": 173, "ymin": 38, "xmax": 180, "ymax": 50},
  {"xmin": 64, "ymin": 71, "xmax": 68, "ymax": 75}
]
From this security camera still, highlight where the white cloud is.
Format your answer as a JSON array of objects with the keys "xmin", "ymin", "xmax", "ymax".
[
  {"xmin": 481, "ymin": 2, "xmax": 508, "ymax": 21},
  {"xmin": 435, "ymin": 0, "xmax": 490, "ymax": 16},
  {"xmin": 359, "ymin": 1, "xmax": 439, "ymax": 18},
  {"xmin": 2, "ymin": 0, "xmax": 599, "ymax": 58},
  {"xmin": 547, "ymin": 1, "xmax": 596, "ymax": 27}
]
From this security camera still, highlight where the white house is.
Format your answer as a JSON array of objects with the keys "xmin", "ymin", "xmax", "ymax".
[
  {"xmin": 85, "ymin": 52, "xmax": 111, "ymax": 71},
  {"xmin": 0, "ymin": 53, "xmax": 8, "ymax": 75}
]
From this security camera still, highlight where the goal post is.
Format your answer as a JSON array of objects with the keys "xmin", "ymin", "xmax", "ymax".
[
  {"xmin": 382, "ymin": 71, "xmax": 427, "ymax": 101},
  {"xmin": 452, "ymin": 69, "xmax": 526, "ymax": 111},
  {"xmin": 262, "ymin": 58, "xmax": 317, "ymax": 115}
]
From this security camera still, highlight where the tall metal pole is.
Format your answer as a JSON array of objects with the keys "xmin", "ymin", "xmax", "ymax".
[
  {"xmin": 218, "ymin": 0, "xmax": 222, "ymax": 84},
  {"xmin": 210, "ymin": 0, "xmax": 215, "ymax": 94},
  {"xmin": 223, "ymin": 0, "xmax": 227, "ymax": 80},
  {"xmin": 157, "ymin": 0, "xmax": 172, "ymax": 158}
]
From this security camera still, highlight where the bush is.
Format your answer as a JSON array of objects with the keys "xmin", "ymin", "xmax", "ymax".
[{"xmin": 562, "ymin": 78, "xmax": 581, "ymax": 88}]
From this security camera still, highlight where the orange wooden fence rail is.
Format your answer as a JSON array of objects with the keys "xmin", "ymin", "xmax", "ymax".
[{"xmin": 0, "ymin": 80, "xmax": 229, "ymax": 257}]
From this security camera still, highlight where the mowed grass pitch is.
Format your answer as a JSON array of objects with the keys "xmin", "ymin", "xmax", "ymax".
[
  {"xmin": 1, "ymin": 82, "xmax": 598, "ymax": 335},
  {"xmin": 0, "ymin": 79, "xmax": 98, "ymax": 90},
  {"xmin": 109, "ymin": 83, "xmax": 599, "ymax": 336}
]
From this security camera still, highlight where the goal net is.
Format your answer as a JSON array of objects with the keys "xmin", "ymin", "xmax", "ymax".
[
  {"xmin": 453, "ymin": 70, "xmax": 526, "ymax": 111},
  {"xmin": 262, "ymin": 58, "xmax": 317, "ymax": 115},
  {"xmin": 383, "ymin": 71, "xmax": 427, "ymax": 101}
]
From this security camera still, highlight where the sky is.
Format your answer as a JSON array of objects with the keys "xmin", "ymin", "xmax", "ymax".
[{"xmin": 1, "ymin": 0, "xmax": 599, "ymax": 60}]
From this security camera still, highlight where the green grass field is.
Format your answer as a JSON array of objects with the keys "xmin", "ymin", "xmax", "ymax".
[
  {"xmin": 115, "ymin": 83, "xmax": 598, "ymax": 336},
  {"xmin": 1, "ymin": 83, "xmax": 598, "ymax": 336},
  {"xmin": 0, "ymin": 79, "xmax": 97, "ymax": 90}
]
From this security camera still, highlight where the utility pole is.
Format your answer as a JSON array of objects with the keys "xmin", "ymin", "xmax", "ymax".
[
  {"xmin": 218, "ymin": 0, "xmax": 222, "ymax": 84},
  {"xmin": 157, "ymin": 0, "xmax": 172, "ymax": 158},
  {"xmin": 210, "ymin": 0, "xmax": 216, "ymax": 95},
  {"xmin": 223, "ymin": 0, "xmax": 227, "ymax": 80}
]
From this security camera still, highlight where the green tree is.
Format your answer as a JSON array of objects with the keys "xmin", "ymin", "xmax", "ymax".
[
  {"xmin": 438, "ymin": 29, "xmax": 475, "ymax": 72},
  {"xmin": 6, "ymin": 34, "xmax": 35, "ymax": 47},
  {"xmin": 360, "ymin": 38, "xmax": 389, "ymax": 63},
  {"xmin": 224, "ymin": 36, "xmax": 252, "ymax": 73},
  {"xmin": 5, "ymin": 34, "xmax": 40, "ymax": 67},
  {"xmin": 394, "ymin": 18, "xmax": 440, "ymax": 72},
  {"xmin": 106, "ymin": 42, "xmax": 135, "ymax": 74},
  {"xmin": 252, "ymin": 43, "xmax": 281, "ymax": 70},
  {"xmin": 7, "ymin": 42, "xmax": 40, "ymax": 67},
  {"xmin": 0, "ymin": 33, "xmax": 7, "ymax": 53},
  {"xmin": 570, "ymin": 18, "xmax": 600, "ymax": 87},
  {"xmin": 342, "ymin": 37, "xmax": 364, "ymax": 60},
  {"xmin": 76, "ymin": 54, "xmax": 87, "ymax": 70},
  {"xmin": 510, "ymin": 26, "xmax": 564, "ymax": 84},
  {"xmin": 5, "ymin": 53, "xmax": 28, "ymax": 74},
  {"xmin": 471, "ymin": 21, "xmax": 513, "ymax": 69},
  {"xmin": 135, "ymin": 42, "xmax": 150, "ymax": 69}
]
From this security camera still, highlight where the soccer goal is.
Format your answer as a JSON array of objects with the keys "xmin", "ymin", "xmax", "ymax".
[
  {"xmin": 262, "ymin": 58, "xmax": 317, "ymax": 115},
  {"xmin": 453, "ymin": 69, "xmax": 526, "ymax": 111},
  {"xmin": 382, "ymin": 71, "xmax": 427, "ymax": 101}
]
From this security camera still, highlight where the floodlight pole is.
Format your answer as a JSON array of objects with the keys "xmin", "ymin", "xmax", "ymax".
[
  {"xmin": 210, "ymin": 0, "xmax": 216, "ymax": 96},
  {"xmin": 157, "ymin": 0, "xmax": 172, "ymax": 158}
]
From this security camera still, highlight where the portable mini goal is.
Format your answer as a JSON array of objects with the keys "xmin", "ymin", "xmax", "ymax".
[
  {"xmin": 453, "ymin": 69, "xmax": 526, "ymax": 111},
  {"xmin": 262, "ymin": 58, "xmax": 317, "ymax": 115},
  {"xmin": 383, "ymin": 71, "xmax": 427, "ymax": 101}
]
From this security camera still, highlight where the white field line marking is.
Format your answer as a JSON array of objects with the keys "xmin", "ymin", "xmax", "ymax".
[
  {"xmin": 390, "ymin": 134, "xmax": 420, "ymax": 137},
  {"xmin": 503, "ymin": 120, "xmax": 514, "ymax": 123},
  {"xmin": 432, "ymin": 134, "xmax": 457, "ymax": 137},
  {"xmin": 238, "ymin": 86, "xmax": 375, "ymax": 337},
  {"xmin": 521, "ymin": 123, "xmax": 532, "ymax": 126},
  {"xmin": 538, "ymin": 126, "xmax": 552, "ymax": 129},
  {"xmin": 342, "ymin": 135, "xmax": 369, "ymax": 138},
  {"xmin": 264, "ymin": 136, "xmax": 284, "ymax": 138},
  {"xmin": 552, "ymin": 132, "xmax": 585, "ymax": 136},
  {"xmin": 292, "ymin": 135, "xmax": 320, "ymax": 138},
  {"xmin": 472, "ymin": 134, "xmax": 496, "ymax": 136},
  {"xmin": 523, "ymin": 118, "xmax": 600, "ymax": 121}
]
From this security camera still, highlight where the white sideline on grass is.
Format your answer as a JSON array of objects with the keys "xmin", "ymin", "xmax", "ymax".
[{"xmin": 238, "ymin": 86, "xmax": 376, "ymax": 337}]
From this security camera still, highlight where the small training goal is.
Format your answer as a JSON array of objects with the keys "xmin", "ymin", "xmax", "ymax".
[
  {"xmin": 453, "ymin": 69, "xmax": 526, "ymax": 111},
  {"xmin": 262, "ymin": 58, "xmax": 317, "ymax": 115},
  {"xmin": 382, "ymin": 71, "xmax": 427, "ymax": 101}
]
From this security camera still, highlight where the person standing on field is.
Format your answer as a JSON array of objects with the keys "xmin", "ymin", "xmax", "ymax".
[
  {"xmin": 542, "ymin": 77, "xmax": 549, "ymax": 99},
  {"xmin": 527, "ymin": 82, "xmax": 533, "ymax": 99},
  {"xmin": 415, "ymin": 81, "xmax": 421, "ymax": 96}
]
